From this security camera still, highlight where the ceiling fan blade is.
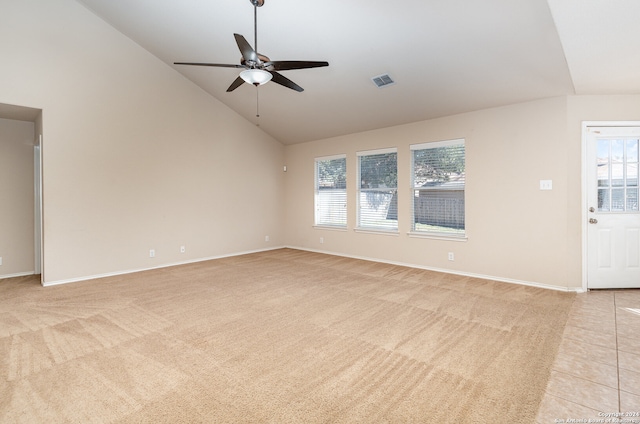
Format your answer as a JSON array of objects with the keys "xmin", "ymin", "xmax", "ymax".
[
  {"xmin": 174, "ymin": 62, "xmax": 245, "ymax": 69},
  {"xmin": 233, "ymin": 33, "xmax": 259, "ymax": 63},
  {"xmin": 267, "ymin": 61, "xmax": 329, "ymax": 71},
  {"xmin": 269, "ymin": 71, "xmax": 303, "ymax": 92},
  {"xmin": 226, "ymin": 76, "xmax": 245, "ymax": 92}
]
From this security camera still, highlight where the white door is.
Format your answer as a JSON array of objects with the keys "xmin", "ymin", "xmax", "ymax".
[{"xmin": 586, "ymin": 126, "xmax": 640, "ymax": 289}]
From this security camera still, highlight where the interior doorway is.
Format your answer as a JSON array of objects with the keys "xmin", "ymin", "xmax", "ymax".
[
  {"xmin": 0, "ymin": 102, "xmax": 43, "ymax": 283},
  {"xmin": 583, "ymin": 122, "xmax": 640, "ymax": 289}
]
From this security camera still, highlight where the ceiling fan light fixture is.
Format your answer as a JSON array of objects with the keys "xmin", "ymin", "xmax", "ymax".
[{"xmin": 240, "ymin": 69, "xmax": 272, "ymax": 86}]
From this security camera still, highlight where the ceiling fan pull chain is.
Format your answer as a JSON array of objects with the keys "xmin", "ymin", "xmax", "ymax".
[{"xmin": 256, "ymin": 86, "xmax": 260, "ymax": 123}]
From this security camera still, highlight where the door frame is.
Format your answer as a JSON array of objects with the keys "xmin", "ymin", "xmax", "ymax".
[
  {"xmin": 34, "ymin": 139, "xmax": 43, "ymax": 279},
  {"xmin": 581, "ymin": 121, "xmax": 640, "ymax": 291}
]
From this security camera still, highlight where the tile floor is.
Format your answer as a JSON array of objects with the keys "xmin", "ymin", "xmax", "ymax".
[{"xmin": 536, "ymin": 289, "xmax": 640, "ymax": 423}]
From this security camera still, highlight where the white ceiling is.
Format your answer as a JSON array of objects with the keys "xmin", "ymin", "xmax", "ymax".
[{"xmin": 73, "ymin": 0, "xmax": 640, "ymax": 145}]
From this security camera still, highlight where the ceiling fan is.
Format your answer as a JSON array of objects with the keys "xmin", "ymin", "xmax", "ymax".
[{"xmin": 174, "ymin": 0, "xmax": 329, "ymax": 93}]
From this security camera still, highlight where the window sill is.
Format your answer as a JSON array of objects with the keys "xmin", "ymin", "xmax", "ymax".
[
  {"xmin": 313, "ymin": 225, "xmax": 348, "ymax": 232},
  {"xmin": 354, "ymin": 228, "xmax": 400, "ymax": 236},
  {"xmin": 407, "ymin": 231, "xmax": 468, "ymax": 242}
]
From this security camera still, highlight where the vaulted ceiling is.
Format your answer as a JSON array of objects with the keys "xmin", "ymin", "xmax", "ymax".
[{"xmin": 75, "ymin": 0, "xmax": 640, "ymax": 145}]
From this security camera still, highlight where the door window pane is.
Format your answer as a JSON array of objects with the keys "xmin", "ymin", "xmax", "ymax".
[
  {"xmin": 597, "ymin": 138, "xmax": 639, "ymax": 212},
  {"xmin": 612, "ymin": 188, "xmax": 625, "ymax": 211},
  {"xmin": 598, "ymin": 189, "xmax": 610, "ymax": 211},
  {"xmin": 597, "ymin": 139, "xmax": 609, "ymax": 162},
  {"xmin": 627, "ymin": 139, "xmax": 638, "ymax": 162},
  {"xmin": 628, "ymin": 163, "xmax": 638, "ymax": 187},
  {"xmin": 627, "ymin": 188, "xmax": 639, "ymax": 211},
  {"xmin": 612, "ymin": 139, "xmax": 624, "ymax": 161},
  {"xmin": 611, "ymin": 163, "xmax": 624, "ymax": 186},
  {"xmin": 597, "ymin": 163, "xmax": 609, "ymax": 187}
]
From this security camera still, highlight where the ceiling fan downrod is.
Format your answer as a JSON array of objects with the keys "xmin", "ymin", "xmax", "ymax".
[
  {"xmin": 250, "ymin": 0, "xmax": 263, "ymax": 56},
  {"xmin": 249, "ymin": 0, "xmax": 264, "ymax": 121}
]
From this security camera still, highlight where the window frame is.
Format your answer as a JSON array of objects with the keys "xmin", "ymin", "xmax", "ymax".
[
  {"xmin": 314, "ymin": 154, "xmax": 348, "ymax": 229},
  {"xmin": 409, "ymin": 139, "xmax": 467, "ymax": 240}
]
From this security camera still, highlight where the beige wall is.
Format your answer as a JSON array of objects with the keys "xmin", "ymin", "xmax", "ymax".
[
  {"xmin": 285, "ymin": 97, "xmax": 575, "ymax": 289},
  {"xmin": 0, "ymin": 0, "xmax": 285, "ymax": 284},
  {"xmin": 284, "ymin": 95, "xmax": 640, "ymax": 290},
  {"xmin": 0, "ymin": 118, "xmax": 35, "ymax": 277}
]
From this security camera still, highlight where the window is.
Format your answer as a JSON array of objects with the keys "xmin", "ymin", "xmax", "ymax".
[
  {"xmin": 357, "ymin": 148, "xmax": 398, "ymax": 231},
  {"xmin": 596, "ymin": 138, "xmax": 638, "ymax": 212},
  {"xmin": 411, "ymin": 139, "xmax": 465, "ymax": 237},
  {"xmin": 315, "ymin": 155, "xmax": 347, "ymax": 227}
]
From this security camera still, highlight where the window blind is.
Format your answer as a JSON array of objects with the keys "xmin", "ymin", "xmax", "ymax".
[
  {"xmin": 315, "ymin": 155, "xmax": 347, "ymax": 227},
  {"xmin": 357, "ymin": 150, "xmax": 398, "ymax": 230}
]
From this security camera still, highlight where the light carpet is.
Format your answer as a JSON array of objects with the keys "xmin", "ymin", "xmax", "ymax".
[{"xmin": 0, "ymin": 248, "xmax": 575, "ymax": 423}]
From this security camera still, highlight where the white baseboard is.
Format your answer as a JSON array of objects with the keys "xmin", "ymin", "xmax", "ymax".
[
  {"xmin": 41, "ymin": 245, "xmax": 584, "ymax": 293},
  {"xmin": 285, "ymin": 245, "xmax": 584, "ymax": 293},
  {"xmin": 0, "ymin": 271, "xmax": 37, "ymax": 280},
  {"xmin": 42, "ymin": 246, "xmax": 286, "ymax": 287}
]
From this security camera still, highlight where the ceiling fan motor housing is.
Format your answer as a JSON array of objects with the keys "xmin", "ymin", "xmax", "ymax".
[
  {"xmin": 250, "ymin": 0, "xmax": 265, "ymax": 7},
  {"xmin": 241, "ymin": 54, "xmax": 271, "ymax": 69}
]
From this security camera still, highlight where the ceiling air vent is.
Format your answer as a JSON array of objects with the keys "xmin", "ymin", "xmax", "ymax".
[{"xmin": 371, "ymin": 74, "xmax": 395, "ymax": 88}]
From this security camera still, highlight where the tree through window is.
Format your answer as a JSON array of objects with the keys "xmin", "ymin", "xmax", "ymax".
[{"xmin": 411, "ymin": 140, "xmax": 466, "ymax": 236}]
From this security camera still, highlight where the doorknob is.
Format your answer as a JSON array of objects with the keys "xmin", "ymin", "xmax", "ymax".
[
  {"xmin": 589, "ymin": 207, "xmax": 595, "ymax": 213},
  {"xmin": 589, "ymin": 218, "xmax": 598, "ymax": 224}
]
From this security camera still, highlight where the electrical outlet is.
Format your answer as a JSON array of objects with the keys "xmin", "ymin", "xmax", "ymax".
[
  {"xmin": 180, "ymin": 246, "xmax": 186, "ymax": 253},
  {"xmin": 320, "ymin": 237, "xmax": 324, "ymax": 244},
  {"xmin": 448, "ymin": 252, "xmax": 454, "ymax": 261},
  {"xmin": 149, "ymin": 249, "xmax": 155, "ymax": 258},
  {"xmin": 265, "ymin": 235, "xmax": 270, "ymax": 242},
  {"xmin": 539, "ymin": 180, "xmax": 553, "ymax": 190},
  {"xmin": 0, "ymin": 257, "xmax": 2, "ymax": 266}
]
